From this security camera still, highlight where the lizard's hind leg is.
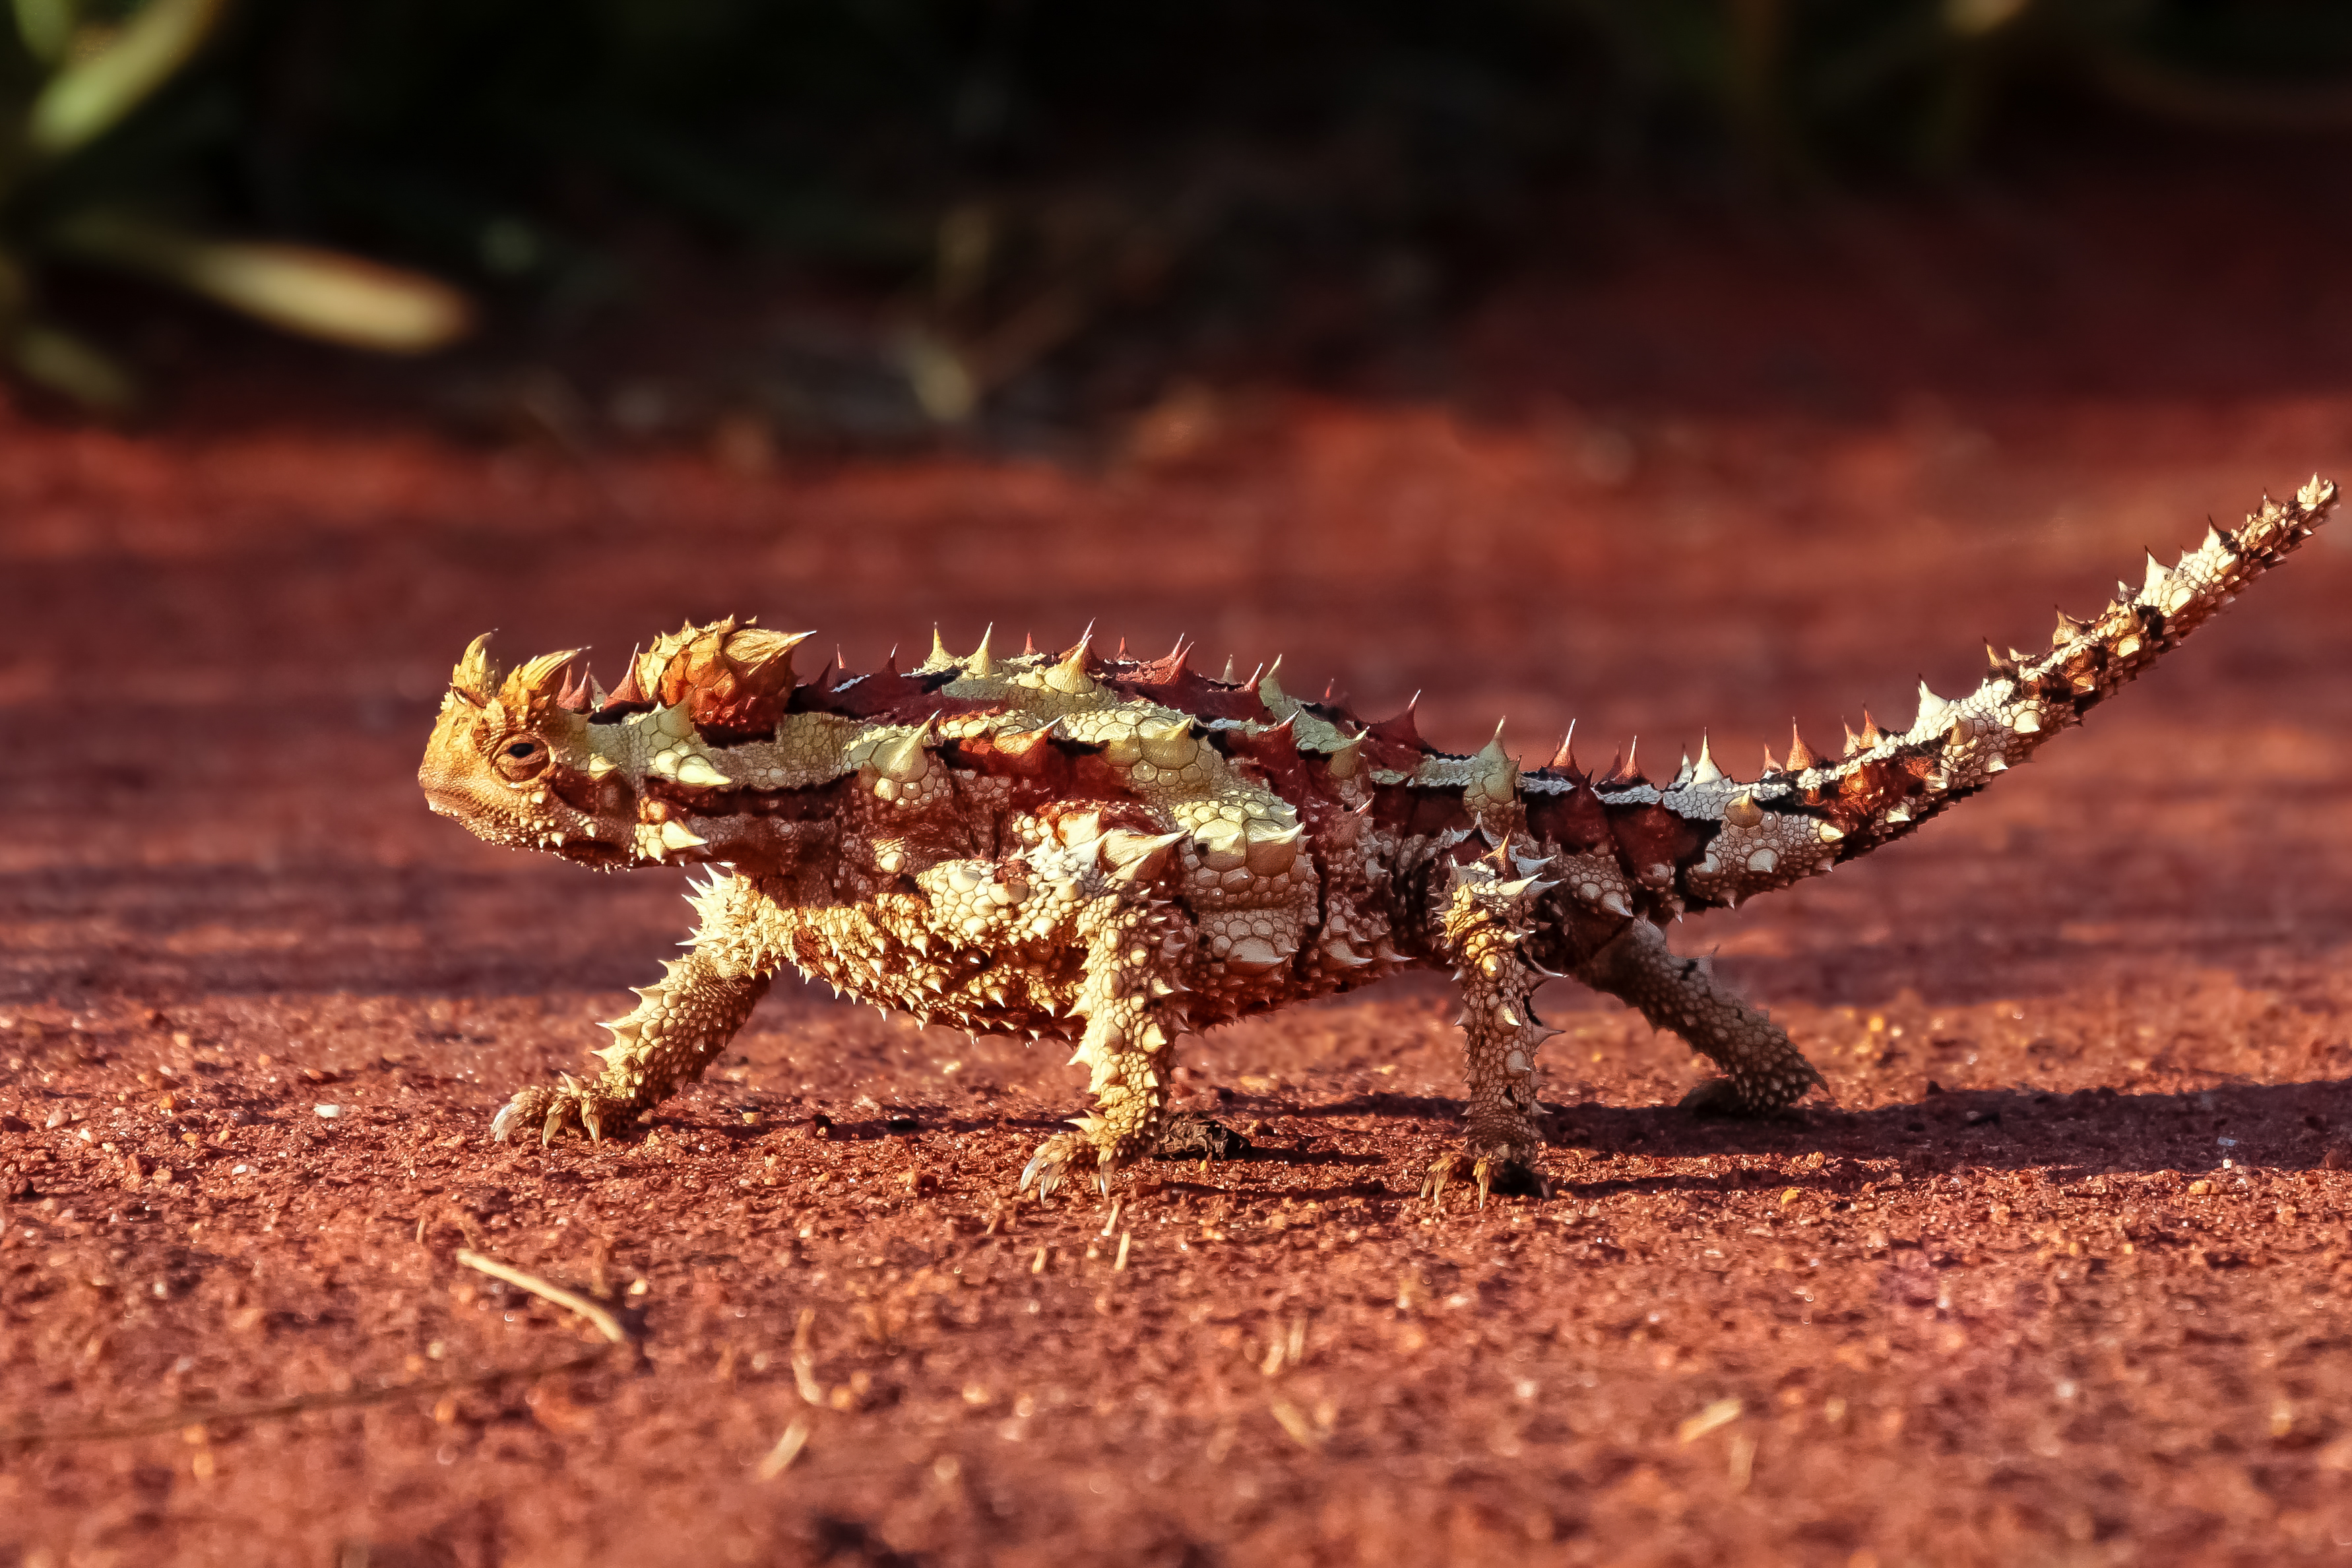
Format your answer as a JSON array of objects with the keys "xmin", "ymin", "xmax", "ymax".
[
  {"xmin": 1422, "ymin": 852, "xmax": 1562, "ymax": 1208},
  {"xmin": 1574, "ymin": 918, "xmax": 1824, "ymax": 1115}
]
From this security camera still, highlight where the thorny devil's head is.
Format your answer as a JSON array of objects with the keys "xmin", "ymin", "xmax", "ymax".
[{"xmin": 420, "ymin": 618, "xmax": 817, "ymax": 872}]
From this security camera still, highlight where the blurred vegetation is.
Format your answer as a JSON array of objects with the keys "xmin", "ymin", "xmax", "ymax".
[
  {"xmin": 0, "ymin": 0, "xmax": 470, "ymax": 409},
  {"xmin": 9, "ymin": 0, "xmax": 2352, "ymax": 416}
]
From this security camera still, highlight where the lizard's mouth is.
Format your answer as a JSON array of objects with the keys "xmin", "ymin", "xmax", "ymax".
[{"xmin": 419, "ymin": 770, "xmax": 610, "ymax": 862}]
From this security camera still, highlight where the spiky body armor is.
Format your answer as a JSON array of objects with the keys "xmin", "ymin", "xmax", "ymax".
[{"xmin": 417, "ymin": 478, "xmax": 2337, "ymax": 1202}]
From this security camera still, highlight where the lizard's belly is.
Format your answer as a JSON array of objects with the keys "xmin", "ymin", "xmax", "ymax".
[
  {"xmin": 779, "ymin": 896, "xmax": 1087, "ymax": 1038},
  {"xmin": 774, "ymin": 860, "xmax": 1409, "ymax": 1039}
]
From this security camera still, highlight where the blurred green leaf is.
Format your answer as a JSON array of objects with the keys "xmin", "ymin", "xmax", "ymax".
[
  {"xmin": 28, "ymin": 0, "xmax": 228, "ymax": 157},
  {"xmin": 10, "ymin": 319, "xmax": 138, "ymax": 410},
  {"xmin": 49, "ymin": 210, "xmax": 474, "ymax": 350},
  {"xmin": 13, "ymin": 0, "xmax": 76, "ymax": 65}
]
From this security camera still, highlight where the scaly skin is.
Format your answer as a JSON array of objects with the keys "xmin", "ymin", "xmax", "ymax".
[{"xmin": 416, "ymin": 478, "xmax": 2338, "ymax": 1206}]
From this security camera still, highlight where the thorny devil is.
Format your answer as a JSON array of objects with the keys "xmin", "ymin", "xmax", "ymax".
[{"xmin": 420, "ymin": 477, "xmax": 2336, "ymax": 1205}]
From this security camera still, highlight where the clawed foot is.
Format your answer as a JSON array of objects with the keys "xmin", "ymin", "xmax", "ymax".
[
  {"xmin": 491, "ymin": 1075, "xmax": 631, "ymax": 1146},
  {"xmin": 1019, "ymin": 1131, "xmax": 1113, "ymax": 1200},
  {"xmin": 1420, "ymin": 1146, "xmax": 1548, "ymax": 1210},
  {"xmin": 1153, "ymin": 1113, "xmax": 1250, "ymax": 1162}
]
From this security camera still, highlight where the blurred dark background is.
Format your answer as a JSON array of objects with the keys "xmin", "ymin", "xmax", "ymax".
[{"xmin": 8, "ymin": 0, "xmax": 2352, "ymax": 437}]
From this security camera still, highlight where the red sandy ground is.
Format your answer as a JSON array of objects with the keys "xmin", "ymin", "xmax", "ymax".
[{"xmin": 4, "ymin": 140, "xmax": 2352, "ymax": 1567}]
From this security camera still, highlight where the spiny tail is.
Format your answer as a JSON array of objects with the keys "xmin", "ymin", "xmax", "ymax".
[{"xmin": 1665, "ymin": 476, "xmax": 2337, "ymax": 910}]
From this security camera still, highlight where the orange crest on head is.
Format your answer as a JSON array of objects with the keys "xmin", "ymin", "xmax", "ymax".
[{"xmin": 628, "ymin": 617, "xmax": 812, "ymax": 740}]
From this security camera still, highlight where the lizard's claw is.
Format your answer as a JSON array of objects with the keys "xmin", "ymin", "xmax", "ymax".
[
  {"xmin": 1422, "ymin": 1146, "xmax": 1548, "ymax": 1210},
  {"xmin": 493, "ymin": 1079, "xmax": 627, "ymax": 1147},
  {"xmin": 1019, "ymin": 1131, "xmax": 1110, "ymax": 1201},
  {"xmin": 490, "ymin": 1085, "xmax": 548, "ymax": 1143},
  {"xmin": 1420, "ymin": 1150, "xmax": 1460, "ymax": 1207}
]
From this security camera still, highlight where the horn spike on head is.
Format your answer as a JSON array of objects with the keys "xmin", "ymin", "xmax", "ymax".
[
  {"xmin": 500, "ymin": 647, "xmax": 585, "ymax": 712},
  {"xmin": 556, "ymin": 660, "xmax": 597, "ymax": 714},
  {"xmin": 451, "ymin": 632, "xmax": 499, "ymax": 703},
  {"xmin": 1786, "ymin": 722, "xmax": 1818, "ymax": 772},
  {"xmin": 606, "ymin": 646, "xmax": 649, "ymax": 708}
]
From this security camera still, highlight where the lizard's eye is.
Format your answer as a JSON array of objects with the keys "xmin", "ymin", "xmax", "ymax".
[{"xmin": 493, "ymin": 735, "xmax": 549, "ymax": 782}]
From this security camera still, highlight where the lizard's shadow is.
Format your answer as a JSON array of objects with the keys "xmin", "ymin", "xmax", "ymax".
[
  {"xmin": 1281, "ymin": 1079, "xmax": 2347, "ymax": 1184},
  {"xmin": 649, "ymin": 1079, "xmax": 2344, "ymax": 1194},
  {"xmin": 1542, "ymin": 1079, "xmax": 2349, "ymax": 1184}
]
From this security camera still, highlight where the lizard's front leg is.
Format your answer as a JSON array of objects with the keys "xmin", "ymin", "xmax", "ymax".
[
  {"xmin": 492, "ymin": 873, "xmax": 777, "ymax": 1145},
  {"xmin": 1573, "ymin": 916, "xmax": 1824, "ymax": 1114},
  {"xmin": 1422, "ymin": 854, "xmax": 1559, "ymax": 1208},
  {"xmin": 1017, "ymin": 881, "xmax": 1197, "ymax": 1201}
]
